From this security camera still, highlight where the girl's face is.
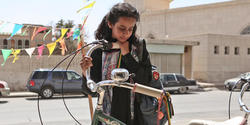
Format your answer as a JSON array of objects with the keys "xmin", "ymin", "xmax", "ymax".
[{"xmin": 108, "ymin": 17, "xmax": 136, "ymax": 43}]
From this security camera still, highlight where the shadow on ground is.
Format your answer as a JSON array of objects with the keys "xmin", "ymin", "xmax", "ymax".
[
  {"xmin": 0, "ymin": 100, "xmax": 8, "ymax": 104},
  {"xmin": 25, "ymin": 95, "xmax": 97, "ymax": 101}
]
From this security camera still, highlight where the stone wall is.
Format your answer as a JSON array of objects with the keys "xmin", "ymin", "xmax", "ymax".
[{"xmin": 0, "ymin": 55, "xmax": 82, "ymax": 91}]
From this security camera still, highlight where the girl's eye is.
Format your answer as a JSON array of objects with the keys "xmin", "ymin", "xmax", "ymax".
[
  {"xmin": 119, "ymin": 28, "xmax": 126, "ymax": 32},
  {"xmin": 118, "ymin": 27, "xmax": 134, "ymax": 33}
]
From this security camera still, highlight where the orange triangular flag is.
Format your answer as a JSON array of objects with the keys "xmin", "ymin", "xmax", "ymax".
[{"xmin": 59, "ymin": 39, "xmax": 67, "ymax": 56}]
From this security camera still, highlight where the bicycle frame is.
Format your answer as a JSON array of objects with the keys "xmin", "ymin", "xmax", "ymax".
[
  {"xmin": 91, "ymin": 110, "xmax": 126, "ymax": 125},
  {"xmin": 91, "ymin": 84, "xmax": 126, "ymax": 125}
]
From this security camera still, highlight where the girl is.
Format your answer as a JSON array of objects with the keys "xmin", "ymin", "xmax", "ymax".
[{"xmin": 81, "ymin": 3, "xmax": 152, "ymax": 125}]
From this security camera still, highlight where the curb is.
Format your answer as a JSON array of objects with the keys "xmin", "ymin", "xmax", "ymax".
[
  {"xmin": 3, "ymin": 83, "xmax": 223, "ymax": 98},
  {"xmin": 3, "ymin": 92, "xmax": 37, "ymax": 98}
]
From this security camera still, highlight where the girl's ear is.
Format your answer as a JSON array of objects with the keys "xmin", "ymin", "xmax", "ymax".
[{"xmin": 107, "ymin": 21, "xmax": 113, "ymax": 29}]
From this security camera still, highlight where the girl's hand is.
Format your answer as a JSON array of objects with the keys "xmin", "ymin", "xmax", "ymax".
[
  {"xmin": 80, "ymin": 55, "xmax": 93, "ymax": 77},
  {"xmin": 118, "ymin": 41, "xmax": 129, "ymax": 55}
]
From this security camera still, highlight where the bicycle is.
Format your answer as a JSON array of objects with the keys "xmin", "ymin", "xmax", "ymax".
[
  {"xmin": 188, "ymin": 78, "xmax": 250, "ymax": 125},
  {"xmin": 84, "ymin": 41, "xmax": 172, "ymax": 125}
]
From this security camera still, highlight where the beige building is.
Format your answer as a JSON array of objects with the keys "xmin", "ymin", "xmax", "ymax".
[{"xmin": 125, "ymin": 0, "xmax": 250, "ymax": 84}]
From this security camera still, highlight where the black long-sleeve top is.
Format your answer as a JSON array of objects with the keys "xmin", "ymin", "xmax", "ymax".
[{"xmin": 82, "ymin": 40, "xmax": 152, "ymax": 125}]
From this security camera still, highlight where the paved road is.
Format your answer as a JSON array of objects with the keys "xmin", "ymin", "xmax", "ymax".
[{"xmin": 1, "ymin": 90, "xmax": 250, "ymax": 125}]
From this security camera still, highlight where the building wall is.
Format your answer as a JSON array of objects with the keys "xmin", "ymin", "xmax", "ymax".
[
  {"xmin": 139, "ymin": 0, "xmax": 250, "ymax": 39},
  {"xmin": 150, "ymin": 53, "xmax": 182, "ymax": 73},
  {"xmin": 206, "ymin": 34, "xmax": 250, "ymax": 83},
  {"xmin": 0, "ymin": 33, "xmax": 30, "ymax": 49},
  {"xmin": 178, "ymin": 34, "xmax": 250, "ymax": 83},
  {"xmin": 184, "ymin": 46, "xmax": 192, "ymax": 79},
  {"xmin": 0, "ymin": 55, "xmax": 82, "ymax": 91},
  {"xmin": 125, "ymin": 0, "xmax": 171, "ymax": 12}
]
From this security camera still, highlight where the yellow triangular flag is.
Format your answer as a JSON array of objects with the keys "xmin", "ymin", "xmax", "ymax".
[
  {"xmin": 11, "ymin": 49, "xmax": 21, "ymax": 63},
  {"xmin": 77, "ymin": 1, "xmax": 96, "ymax": 13},
  {"xmin": 55, "ymin": 28, "xmax": 68, "ymax": 43},
  {"xmin": 46, "ymin": 42, "xmax": 57, "ymax": 57}
]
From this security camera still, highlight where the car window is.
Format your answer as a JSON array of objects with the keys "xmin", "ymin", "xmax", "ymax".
[
  {"xmin": 176, "ymin": 75, "xmax": 187, "ymax": 82},
  {"xmin": 166, "ymin": 75, "xmax": 175, "ymax": 81},
  {"xmin": 32, "ymin": 71, "xmax": 48, "ymax": 79},
  {"xmin": 66, "ymin": 72, "xmax": 81, "ymax": 80},
  {"xmin": 52, "ymin": 72, "xmax": 65, "ymax": 80}
]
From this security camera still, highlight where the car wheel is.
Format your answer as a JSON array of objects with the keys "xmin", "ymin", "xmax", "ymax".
[
  {"xmin": 41, "ymin": 87, "xmax": 54, "ymax": 99},
  {"xmin": 178, "ymin": 87, "xmax": 187, "ymax": 94}
]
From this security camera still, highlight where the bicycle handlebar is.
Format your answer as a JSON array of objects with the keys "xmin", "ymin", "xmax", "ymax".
[
  {"xmin": 239, "ymin": 78, "xmax": 250, "ymax": 114},
  {"xmin": 95, "ymin": 80, "xmax": 163, "ymax": 98}
]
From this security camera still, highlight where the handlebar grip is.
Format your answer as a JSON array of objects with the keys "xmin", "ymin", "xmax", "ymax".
[{"xmin": 134, "ymin": 83, "xmax": 163, "ymax": 98}]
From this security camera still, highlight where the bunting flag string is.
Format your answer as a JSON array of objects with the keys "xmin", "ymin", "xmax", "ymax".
[
  {"xmin": 0, "ymin": 0, "xmax": 97, "ymax": 66},
  {"xmin": 11, "ymin": 49, "xmax": 21, "ymax": 63},
  {"xmin": 73, "ymin": 28, "xmax": 80, "ymax": 40},
  {"xmin": 77, "ymin": 0, "xmax": 96, "ymax": 13},
  {"xmin": 43, "ymin": 29, "xmax": 51, "ymax": 41},
  {"xmin": 37, "ymin": 45, "xmax": 45, "ymax": 59},
  {"xmin": 21, "ymin": 25, "xmax": 30, "ymax": 36},
  {"xmin": 46, "ymin": 42, "xmax": 57, "ymax": 57},
  {"xmin": 55, "ymin": 28, "xmax": 69, "ymax": 43},
  {"xmin": 59, "ymin": 38, "xmax": 67, "ymax": 56},
  {"xmin": 1, "ymin": 49, "xmax": 12, "ymax": 66},
  {"xmin": 25, "ymin": 47, "xmax": 35, "ymax": 58},
  {"xmin": 67, "ymin": 29, "xmax": 74, "ymax": 38},
  {"xmin": 8, "ymin": 24, "xmax": 24, "ymax": 40},
  {"xmin": 31, "ymin": 27, "xmax": 37, "ymax": 41},
  {"xmin": 32, "ymin": 27, "xmax": 47, "ymax": 39}
]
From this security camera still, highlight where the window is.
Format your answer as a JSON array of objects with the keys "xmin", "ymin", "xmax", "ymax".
[
  {"xmin": 32, "ymin": 71, "xmax": 48, "ymax": 79},
  {"xmin": 163, "ymin": 75, "xmax": 175, "ymax": 81},
  {"xmin": 18, "ymin": 40, "xmax": 22, "ymax": 49},
  {"xmin": 52, "ymin": 72, "xmax": 65, "ymax": 80},
  {"xmin": 11, "ymin": 39, "xmax": 15, "ymax": 48},
  {"xmin": 214, "ymin": 45, "xmax": 219, "ymax": 54},
  {"xmin": 3, "ymin": 39, "xmax": 8, "ymax": 49},
  {"xmin": 176, "ymin": 75, "xmax": 187, "ymax": 82},
  {"xmin": 66, "ymin": 72, "xmax": 81, "ymax": 80},
  {"xmin": 234, "ymin": 47, "xmax": 240, "ymax": 55},
  {"xmin": 224, "ymin": 46, "xmax": 230, "ymax": 55},
  {"xmin": 25, "ymin": 40, "xmax": 29, "ymax": 48},
  {"xmin": 248, "ymin": 48, "xmax": 250, "ymax": 55}
]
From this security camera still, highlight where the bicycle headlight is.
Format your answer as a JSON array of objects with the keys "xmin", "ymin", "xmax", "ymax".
[{"xmin": 111, "ymin": 68, "xmax": 129, "ymax": 82}]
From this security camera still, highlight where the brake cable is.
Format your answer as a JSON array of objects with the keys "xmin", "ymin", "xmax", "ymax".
[
  {"xmin": 228, "ymin": 80, "xmax": 242, "ymax": 119},
  {"xmin": 37, "ymin": 42, "xmax": 99, "ymax": 125}
]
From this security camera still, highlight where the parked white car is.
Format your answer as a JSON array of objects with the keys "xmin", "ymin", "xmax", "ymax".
[
  {"xmin": 0, "ymin": 80, "xmax": 10, "ymax": 96},
  {"xmin": 224, "ymin": 72, "xmax": 250, "ymax": 91}
]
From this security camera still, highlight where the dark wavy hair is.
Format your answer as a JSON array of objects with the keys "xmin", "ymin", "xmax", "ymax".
[{"xmin": 95, "ymin": 3, "xmax": 140, "ymax": 43}]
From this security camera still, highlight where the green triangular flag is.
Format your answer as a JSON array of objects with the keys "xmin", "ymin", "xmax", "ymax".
[{"xmin": 1, "ymin": 49, "xmax": 12, "ymax": 66}]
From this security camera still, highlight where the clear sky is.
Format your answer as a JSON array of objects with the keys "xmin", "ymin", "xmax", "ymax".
[{"xmin": 0, "ymin": 0, "xmax": 232, "ymax": 42}]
